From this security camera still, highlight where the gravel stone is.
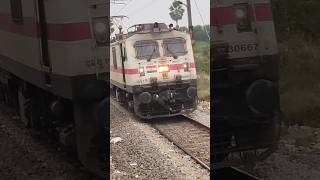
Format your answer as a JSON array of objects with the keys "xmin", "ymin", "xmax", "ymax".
[
  {"xmin": 110, "ymin": 101, "xmax": 209, "ymax": 180},
  {"xmin": 254, "ymin": 125, "xmax": 320, "ymax": 180},
  {"xmin": 0, "ymin": 104, "xmax": 97, "ymax": 180}
]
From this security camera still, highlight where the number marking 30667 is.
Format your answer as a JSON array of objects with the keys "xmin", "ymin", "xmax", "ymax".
[{"xmin": 228, "ymin": 44, "xmax": 258, "ymax": 53}]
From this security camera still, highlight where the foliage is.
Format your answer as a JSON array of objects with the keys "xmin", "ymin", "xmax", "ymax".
[
  {"xmin": 272, "ymin": 0, "xmax": 320, "ymax": 40},
  {"xmin": 189, "ymin": 26, "xmax": 210, "ymax": 101},
  {"xmin": 197, "ymin": 72, "xmax": 210, "ymax": 101},
  {"xmin": 193, "ymin": 25, "xmax": 210, "ymax": 42},
  {"xmin": 169, "ymin": 1, "xmax": 185, "ymax": 26},
  {"xmin": 194, "ymin": 41, "xmax": 210, "ymax": 74},
  {"xmin": 273, "ymin": 1, "xmax": 320, "ymax": 127},
  {"xmin": 179, "ymin": 25, "xmax": 210, "ymax": 42},
  {"xmin": 279, "ymin": 37, "xmax": 320, "ymax": 127}
]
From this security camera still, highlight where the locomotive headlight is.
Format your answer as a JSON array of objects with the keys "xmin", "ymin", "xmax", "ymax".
[
  {"xmin": 234, "ymin": 4, "xmax": 252, "ymax": 32},
  {"xmin": 139, "ymin": 67, "xmax": 145, "ymax": 76},
  {"xmin": 158, "ymin": 65, "xmax": 169, "ymax": 73},
  {"xmin": 92, "ymin": 17, "xmax": 108, "ymax": 46},
  {"xmin": 183, "ymin": 63, "xmax": 189, "ymax": 72}
]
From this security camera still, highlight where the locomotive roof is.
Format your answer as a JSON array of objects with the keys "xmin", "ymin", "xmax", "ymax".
[{"xmin": 111, "ymin": 28, "xmax": 190, "ymax": 46}]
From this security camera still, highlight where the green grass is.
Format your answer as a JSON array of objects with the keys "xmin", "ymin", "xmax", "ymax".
[
  {"xmin": 193, "ymin": 41, "xmax": 210, "ymax": 101},
  {"xmin": 279, "ymin": 35, "xmax": 320, "ymax": 127},
  {"xmin": 194, "ymin": 41, "xmax": 210, "ymax": 74},
  {"xmin": 197, "ymin": 72, "xmax": 210, "ymax": 101}
]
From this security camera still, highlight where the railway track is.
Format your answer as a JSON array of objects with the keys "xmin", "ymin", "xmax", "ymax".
[
  {"xmin": 151, "ymin": 115, "xmax": 210, "ymax": 171},
  {"xmin": 110, "ymin": 98, "xmax": 210, "ymax": 171},
  {"xmin": 214, "ymin": 167, "xmax": 261, "ymax": 179},
  {"xmin": 111, "ymin": 99, "xmax": 264, "ymax": 179}
]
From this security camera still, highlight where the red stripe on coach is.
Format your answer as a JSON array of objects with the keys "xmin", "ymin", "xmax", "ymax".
[
  {"xmin": 0, "ymin": 14, "xmax": 38, "ymax": 37},
  {"xmin": 169, "ymin": 63, "xmax": 196, "ymax": 70},
  {"xmin": 47, "ymin": 23, "xmax": 91, "ymax": 41},
  {"xmin": 211, "ymin": 3, "xmax": 273, "ymax": 26},
  {"xmin": 110, "ymin": 66, "xmax": 139, "ymax": 75},
  {"xmin": 0, "ymin": 13, "xmax": 92, "ymax": 41},
  {"xmin": 146, "ymin": 65, "xmax": 157, "ymax": 69},
  {"xmin": 169, "ymin": 64, "xmax": 184, "ymax": 70}
]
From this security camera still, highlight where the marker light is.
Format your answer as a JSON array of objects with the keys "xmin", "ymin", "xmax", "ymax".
[
  {"xmin": 234, "ymin": 4, "xmax": 252, "ymax": 32},
  {"xmin": 184, "ymin": 63, "xmax": 189, "ymax": 72},
  {"xmin": 92, "ymin": 17, "xmax": 108, "ymax": 46},
  {"xmin": 139, "ymin": 67, "xmax": 145, "ymax": 76}
]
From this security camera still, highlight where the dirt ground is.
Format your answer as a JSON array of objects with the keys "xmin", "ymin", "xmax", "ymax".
[
  {"xmin": 255, "ymin": 125, "xmax": 320, "ymax": 180},
  {"xmin": 0, "ymin": 105, "xmax": 97, "ymax": 180}
]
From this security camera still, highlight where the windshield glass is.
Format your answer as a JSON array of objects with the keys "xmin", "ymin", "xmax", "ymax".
[
  {"xmin": 163, "ymin": 38, "xmax": 187, "ymax": 56},
  {"xmin": 135, "ymin": 41, "xmax": 159, "ymax": 59}
]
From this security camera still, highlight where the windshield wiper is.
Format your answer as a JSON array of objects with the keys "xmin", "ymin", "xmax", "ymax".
[
  {"xmin": 166, "ymin": 46, "xmax": 177, "ymax": 59},
  {"xmin": 147, "ymin": 47, "xmax": 156, "ymax": 62}
]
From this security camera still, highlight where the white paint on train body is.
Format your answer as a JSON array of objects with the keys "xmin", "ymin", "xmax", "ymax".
[
  {"xmin": 110, "ymin": 23, "xmax": 197, "ymax": 89},
  {"xmin": 211, "ymin": 0, "xmax": 278, "ymax": 59}
]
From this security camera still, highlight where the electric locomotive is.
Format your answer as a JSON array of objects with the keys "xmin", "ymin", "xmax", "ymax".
[
  {"xmin": 110, "ymin": 23, "xmax": 197, "ymax": 119},
  {"xmin": 211, "ymin": 0, "xmax": 280, "ymax": 168},
  {"xmin": 0, "ymin": 0, "xmax": 109, "ymax": 177}
]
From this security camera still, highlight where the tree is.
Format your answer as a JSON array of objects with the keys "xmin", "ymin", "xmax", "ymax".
[{"xmin": 169, "ymin": 1, "xmax": 185, "ymax": 26}]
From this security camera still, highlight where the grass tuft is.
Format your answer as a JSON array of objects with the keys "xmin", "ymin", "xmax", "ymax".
[{"xmin": 279, "ymin": 35, "xmax": 320, "ymax": 127}]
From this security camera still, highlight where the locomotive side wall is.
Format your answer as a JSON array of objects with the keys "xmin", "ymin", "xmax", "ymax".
[
  {"xmin": 211, "ymin": 0, "xmax": 278, "ymax": 59},
  {"xmin": 0, "ymin": 0, "xmax": 109, "ymax": 100}
]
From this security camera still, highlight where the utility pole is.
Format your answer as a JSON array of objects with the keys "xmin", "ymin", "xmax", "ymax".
[
  {"xmin": 186, "ymin": 0, "xmax": 193, "ymax": 40},
  {"xmin": 177, "ymin": 0, "xmax": 193, "ymax": 40}
]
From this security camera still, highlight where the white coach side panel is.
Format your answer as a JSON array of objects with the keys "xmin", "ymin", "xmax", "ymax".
[
  {"xmin": 0, "ymin": 0, "xmax": 42, "ymax": 71},
  {"xmin": 44, "ymin": 0, "xmax": 109, "ymax": 76}
]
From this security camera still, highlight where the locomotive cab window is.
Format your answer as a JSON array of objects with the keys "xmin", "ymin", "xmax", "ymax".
[
  {"xmin": 112, "ymin": 47, "xmax": 117, "ymax": 69},
  {"xmin": 135, "ymin": 41, "xmax": 159, "ymax": 60},
  {"xmin": 10, "ymin": 0, "xmax": 23, "ymax": 24},
  {"xmin": 163, "ymin": 38, "xmax": 187, "ymax": 57},
  {"xmin": 234, "ymin": 3, "xmax": 252, "ymax": 32}
]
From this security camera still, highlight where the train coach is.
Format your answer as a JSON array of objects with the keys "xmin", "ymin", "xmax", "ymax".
[
  {"xmin": 110, "ymin": 23, "xmax": 198, "ymax": 119},
  {"xmin": 211, "ymin": 0, "xmax": 280, "ymax": 168},
  {"xmin": 0, "ymin": 0, "xmax": 109, "ymax": 176}
]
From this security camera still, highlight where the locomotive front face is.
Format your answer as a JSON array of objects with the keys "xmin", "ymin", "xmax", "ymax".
[
  {"xmin": 211, "ymin": 0, "xmax": 280, "ymax": 168},
  {"xmin": 212, "ymin": 0, "xmax": 279, "ymax": 121},
  {"xmin": 110, "ymin": 29, "xmax": 198, "ymax": 118},
  {"xmin": 132, "ymin": 33, "xmax": 197, "ymax": 118},
  {"xmin": 133, "ymin": 37, "xmax": 196, "ymax": 85}
]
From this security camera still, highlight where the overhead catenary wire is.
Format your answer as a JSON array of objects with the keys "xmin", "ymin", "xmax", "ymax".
[
  {"xmin": 193, "ymin": 0, "xmax": 210, "ymax": 40},
  {"xmin": 111, "ymin": 0, "xmax": 126, "ymax": 4},
  {"xmin": 116, "ymin": 0, "xmax": 133, "ymax": 14}
]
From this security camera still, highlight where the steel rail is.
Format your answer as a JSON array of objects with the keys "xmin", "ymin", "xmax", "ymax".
[
  {"xmin": 154, "ymin": 125, "xmax": 210, "ymax": 171},
  {"xmin": 152, "ymin": 115, "xmax": 210, "ymax": 171},
  {"xmin": 214, "ymin": 167, "xmax": 261, "ymax": 180}
]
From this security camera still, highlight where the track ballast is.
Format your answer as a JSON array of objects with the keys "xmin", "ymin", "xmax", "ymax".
[{"xmin": 151, "ymin": 115, "xmax": 210, "ymax": 170}]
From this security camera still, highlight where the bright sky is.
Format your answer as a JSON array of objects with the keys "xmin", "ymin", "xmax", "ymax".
[{"xmin": 111, "ymin": 0, "xmax": 210, "ymax": 33}]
